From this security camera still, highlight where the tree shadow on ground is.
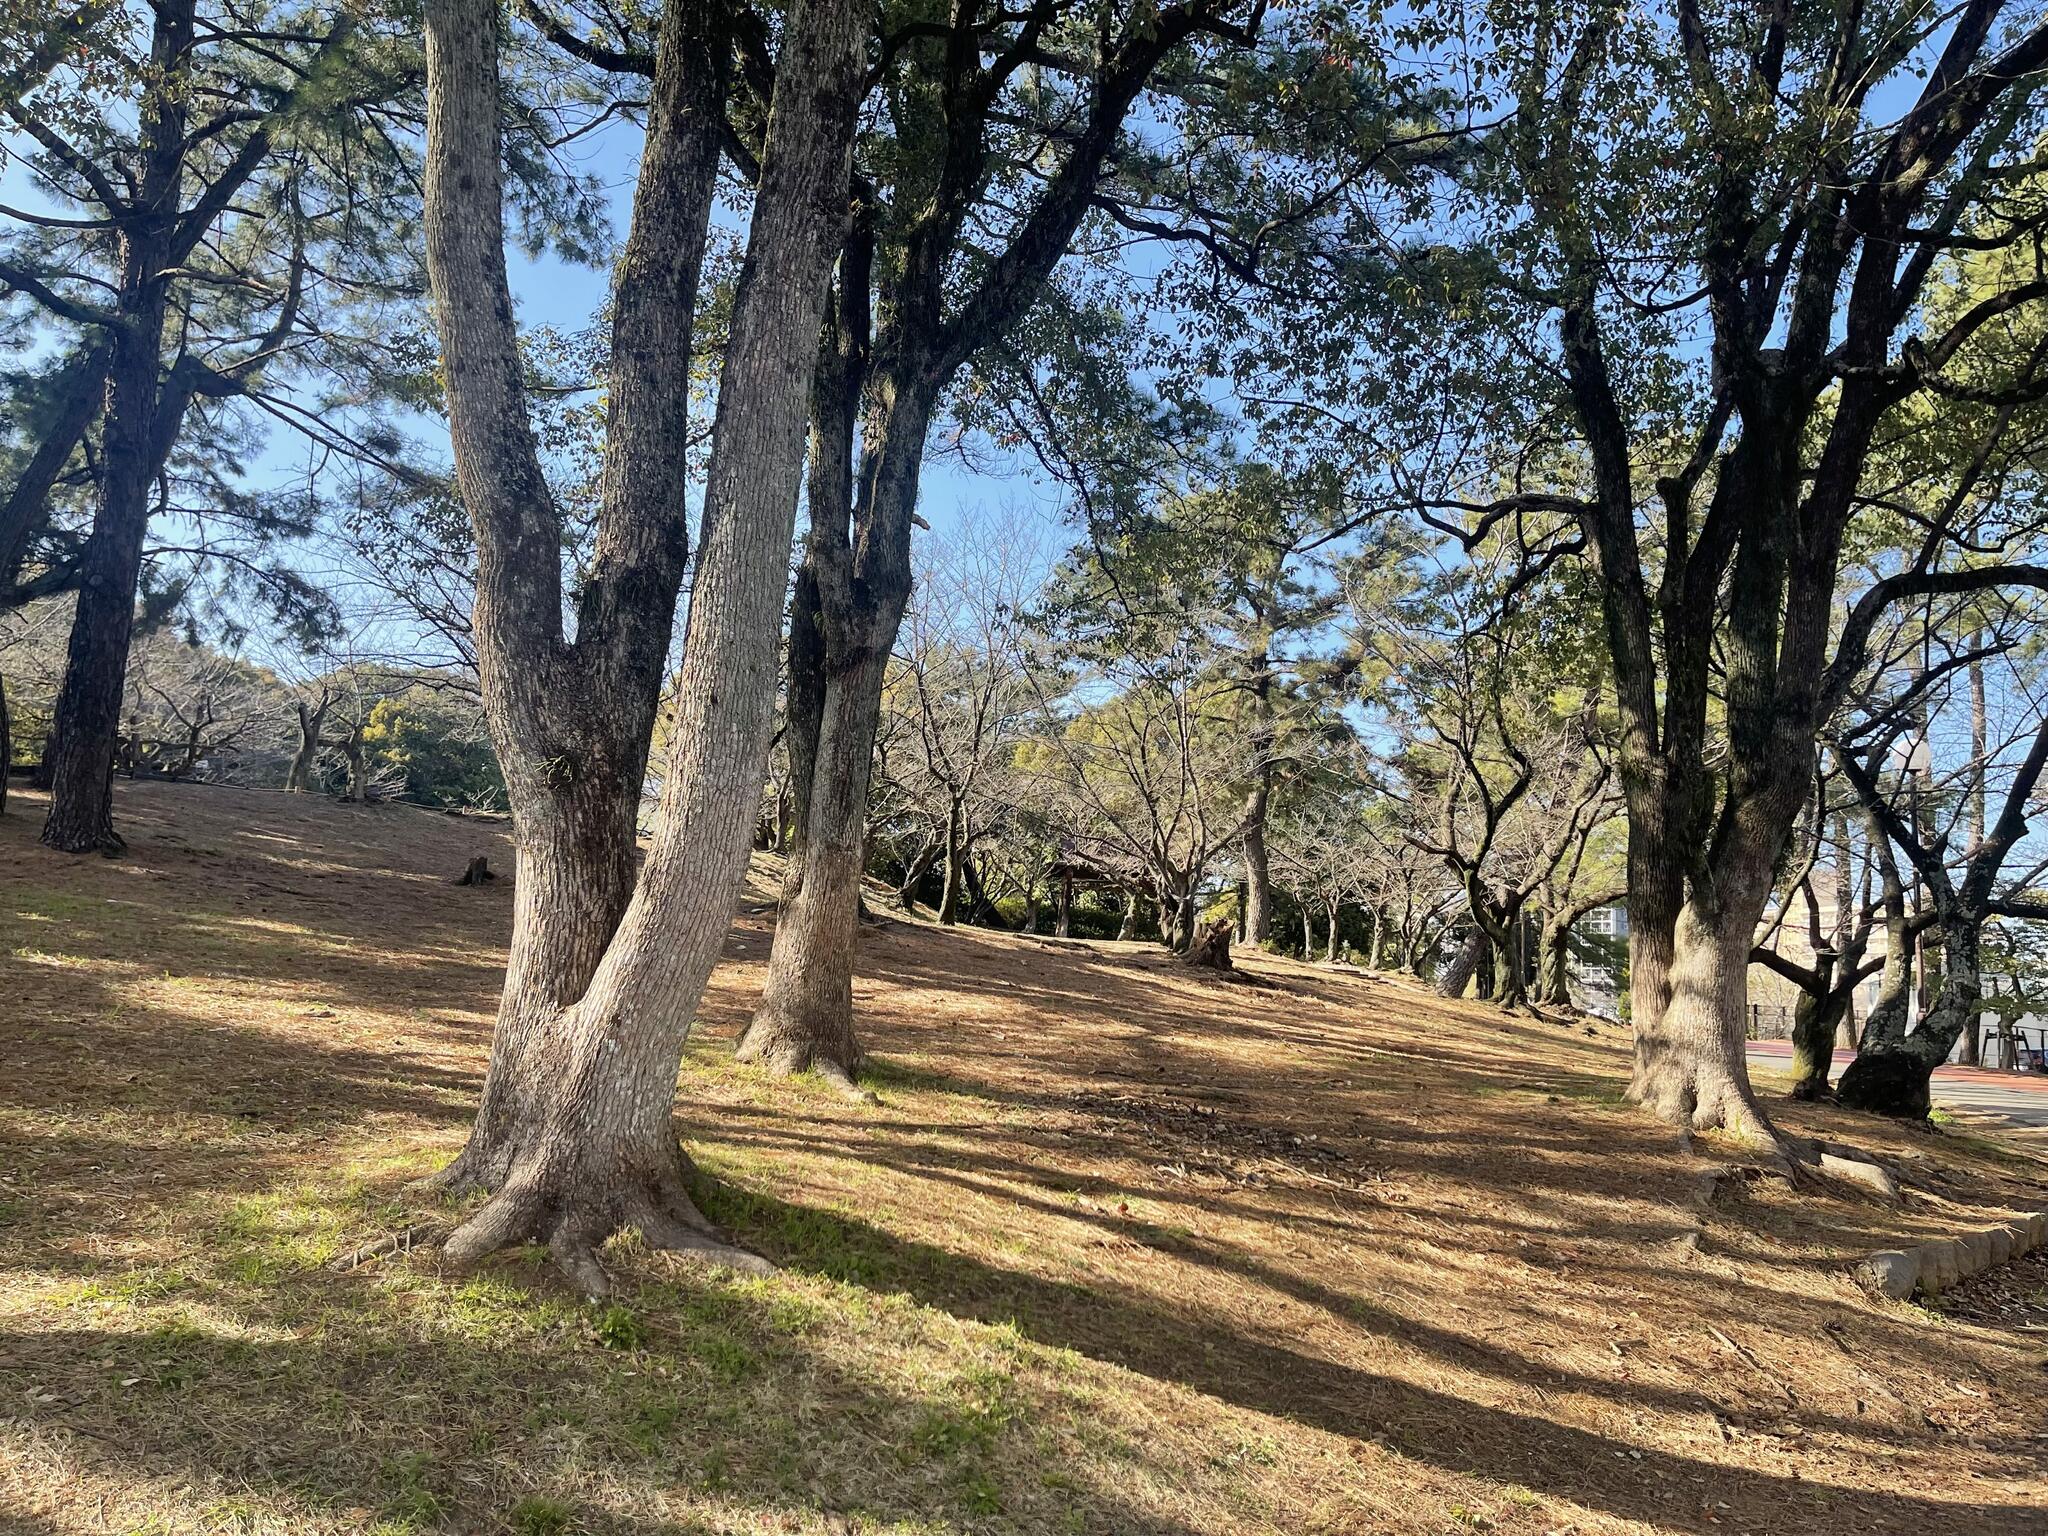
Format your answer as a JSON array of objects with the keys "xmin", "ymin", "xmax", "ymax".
[{"xmin": 697, "ymin": 1179, "xmax": 2037, "ymax": 1536}]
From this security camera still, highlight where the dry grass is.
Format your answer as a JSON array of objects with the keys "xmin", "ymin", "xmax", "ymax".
[{"xmin": 2, "ymin": 781, "xmax": 2046, "ymax": 1536}]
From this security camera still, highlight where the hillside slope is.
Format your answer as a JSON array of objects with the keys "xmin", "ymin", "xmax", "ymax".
[{"xmin": 2, "ymin": 782, "xmax": 2045, "ymax": 1535}]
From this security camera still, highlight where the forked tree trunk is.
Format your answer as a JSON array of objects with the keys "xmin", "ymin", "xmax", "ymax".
[
  {"xmin": 1116, "ymin": 889, "xmax": 1139, "ymax": 941},
  {"xmin": 1786, "ymin": 947, "xmax": 1840, "ymax": 1101},
  {"xmin": 441, "ymin": 777, "xmax": 646, "ymax": 1191},
  {"xmin": 421, "ymin": 0, "xmax": 866, "ymax": 1286},
  {"xmin": 286, "ymin": 699, "xmax": 330, "ymax": 793},
  {"xmin": 1839, "ymin": 920, "xmax": 1982, "ymax": 1118}
]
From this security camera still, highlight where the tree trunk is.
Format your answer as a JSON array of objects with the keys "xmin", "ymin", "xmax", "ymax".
[
  {"xmin": 1183, "ymin": 917, "xmax": 1233, "ymax": 970},
  {"xmin": 340, "ymin": 720, "xmax": 367, "ymax": 801},
  {"xmin": 286, "ymin": 699, "xmax": 329, "ymax": 793},
  {"xmin": 1437, "ymin": 927, "xmax": 1484, "ymax": 999},
  {"xmin": 1537, "ymin": 915, "xmax": 1572, "ymax": 1005},
  {"xmin": 1117, "ymin": 888, "xmax": 1139, "ymax": 941},
  {"xmin": 1839, "ymin": 918, "xmax": 1981, "ymax": 1118},
  {"xmin": 895, "ymin": 838, "xmax": 938, "ymax": 911},
  {"xmin": 734, "ymin": 647, "xmax": 886, "ymax": 1082},
  {"xmin": 1787, "ymin": 950, "xmax": 1841, "ymax": 1101},
  {"xmin": 1242, "ymin": 765, "xmax": 1273, "ymax": 944},
  {"xmin": 1622, "ymin": 837, "xmax": 1683, "ymax": 1094},
  {"xmin": 1959, "ymin": 649, "xmax": 1988, "ymax": 1066},
  {"xmin": 1630, "ymin": 898, "xmax": 1776, "ymax": 1139},
  {"xmin": 40, "ymin": 3, "xmax": 189, "ymax": 854},
  {"xmin": 963, "ymin": 849, "xmax": 998, "ymax": 926},
  {"xmin": 0, "ymin": 672, "xmax": 10, "ymax": 816},
  {"xmin": 1055, "ymin": 876, "xmax": 1072, "ymax": 937},
  {"xmin": 420, "ymin": 0, "xmax": 865, "ymax": 1287},
  {"xmin": 1324, "ymin": 899, "xmax": 1340, "ymax": 963},
  {"xmin": 937, "ymin": 797, "xmax": 965, "ymax": 925}
]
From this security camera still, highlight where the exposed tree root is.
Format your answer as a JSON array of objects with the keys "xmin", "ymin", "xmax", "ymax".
[
  {"xmin": 811, "ymin": 1058, "xmax": 880, "ymax": 1104},
  {"xmin": 42, "ymin": 822, "xmax": 128, "ymax": 857},
  {"xmin": 417, "ymin": 1133, "xmax": 516, "ymax": 1201},
  {"xmin": 425, "ymin": 1145, "xmax": 775, "ymax": 1298},
  {"xmin": 734, "ymin": 1011, "xmax": 870, "ymax": 1100},
  {"xmin": 326, "ymin": 1223, "xmax": 443, "ymax": 1272}
]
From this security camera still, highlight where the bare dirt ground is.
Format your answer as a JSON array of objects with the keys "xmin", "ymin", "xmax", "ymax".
[{"xmin": 2, "ymin": 781, "xmax": 2045, "ymax": 1535}]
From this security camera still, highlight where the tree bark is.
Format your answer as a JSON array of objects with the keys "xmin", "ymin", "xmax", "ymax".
[
  {"xmin": 0, "ymin": 672, "xmax": 10, "ymax": 817},
  {"xmin": 1437, "ymin": 927, "xmax": 1484, "ymax": 999},
  {"xmin": 1116, "ymin": 888, "xmax": 1139, "ymax": 941},
  {"xmin": 421, "ymin": 0, "xmax": 866, "ymax": 1286},
  {"xmin": 1632, "ymin": 897, "xmax": 1778, "ymax": 1137},
  {"xmin": 286, "ymin": 698, "xmax": 330, "ymax": 793},
  {"xmin": 1839, "ymin": 923, "xmax": 1982, "ymax": 1118},
  {"xmin": 1959, "ymin": 646, "xmax": 1988, "ymax": 1065},
  {"xmin": 38, "ymin": 3, "xmax": 190, "ymax": 855},
  {"xmin": 1241, "ymin": 765, "xmax": 1273, "ymax": 943},
  {"xmin": 936, "ymin": 796, "xmax": 965, "ymax": 925},
  {"xmin": 1786, "ymin": 947, "xmax": 1842, "ymax": 1101},
  {"xmin": 734, "ymin": 646, "xmax": 886, "ymax": 1083}
]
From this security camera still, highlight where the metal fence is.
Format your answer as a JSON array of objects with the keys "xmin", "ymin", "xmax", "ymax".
[{"xmin": 1745, "ymin": 1002, "xmax": 1796, "ymax": 1041}]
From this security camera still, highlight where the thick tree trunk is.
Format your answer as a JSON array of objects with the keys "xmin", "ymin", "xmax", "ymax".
[
  {"xmin": 1055, "ymin": 876, "xmax": 1072, "ymax": 937},
  {"xmin": 437, "ymin": 776, "xmax": 645, "ymax": 1192},
  {"xmin": 1839, "ymin": 920, "xmax": 1981, "ymax": 1118},
  {"xmin": 1623, "ymin": 847, "xmax": 1683, "ymax": 1090},
  {"xmin": 1116, "ymin": 888, "xmax": 1139, "ymax": 941},
  {"xmin": 1630, "ymin": 899, "xmax": 1776, "ymax": 1140},
  {"xmin": 1324, "ymin": 899, "xmax": 1340, "ymax": 963},
  {"xmin": 734, "ymin": 647, "xmax": 886, "ymax": 1083}
]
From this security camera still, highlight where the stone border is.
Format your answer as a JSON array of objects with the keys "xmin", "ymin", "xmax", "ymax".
[{"xmin": 1853, "ymin": 1211, "xmax": 2048, "ymax": 1300}]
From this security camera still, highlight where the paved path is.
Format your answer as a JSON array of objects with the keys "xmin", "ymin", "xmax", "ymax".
[{"xmin": 1746, "ymin": 1039, "xmax": 2048, "ymax": 1132}]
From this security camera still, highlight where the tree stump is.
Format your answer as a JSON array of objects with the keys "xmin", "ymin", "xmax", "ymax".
[
  {"xmin": 452, "ymin": 855, "xmax": 497, "ymax": 886},
  {"xmin": 1182, "ymin": 917, "xmax": 1234, "ymax": 971}
]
